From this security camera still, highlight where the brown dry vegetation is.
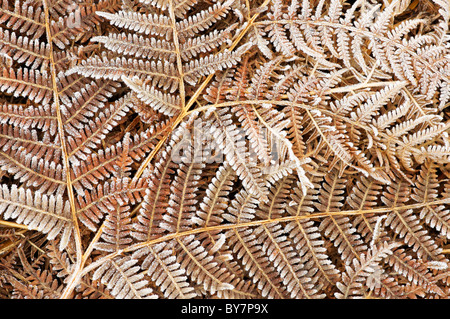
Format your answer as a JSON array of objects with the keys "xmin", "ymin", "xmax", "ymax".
[{"xmin": 0, "ymin": 0, "xmax": 450, "ymax": 299}]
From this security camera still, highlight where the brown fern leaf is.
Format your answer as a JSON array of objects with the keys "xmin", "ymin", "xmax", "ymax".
[{"xmin": 1, "ymin": 0, "xmax": 450, "ymax": 301}]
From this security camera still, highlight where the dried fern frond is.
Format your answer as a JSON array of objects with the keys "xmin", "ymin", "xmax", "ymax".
[{"xmin": 0, "ymin": 0, "xmax": 449, "ymax": 301}]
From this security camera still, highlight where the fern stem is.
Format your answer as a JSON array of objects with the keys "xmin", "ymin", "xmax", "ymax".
[
  {"xmin": 169, "ymin": 0, "xmax": 185, "ymax": 111},
  {"xmin": 0, "ymin": 220, "xmax": 29, "ymax": 230},
  {"xmin": 327, "ymin": 81, "xmax": 402, "ymax": 93},
  {"xmin": 132, "ymin": 0, "xmax": 271, "ymax": 181},
  {"xmin": 41, "ymin": 0, "xmax": 83, "ymax": 299},
  {"xmin": 257, "ymin": 19, "xmax": 450, "ymax": 84},
  {"xmin": 190, "ymin": 98, "xmax": 450, "ymax": 161},
  {"xmin": 78, "ymin": 197, "xmax": 450, "ymax": 278}
]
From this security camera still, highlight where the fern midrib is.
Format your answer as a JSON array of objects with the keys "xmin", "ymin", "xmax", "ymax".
[
  {"xmin": 262, "ymin": 223, "xmax": 311, "ymax": 298},
  {"xmin": 67, "ymin": 103, "xmax": 127, "ymax": 158},
  {"xmin": 293, "ymin": 220, "xmax": 336, "ymax": 285},
  {"xmin": 18, "ymin": 248, "xmax": 61, "ymax": 298},
  {"xmin": 137, "ymin": 199, "xmax": 450, "ymax": 250},
  {"xmin": 389, "ymin": 253, "xmax": 442, "ymax": 293},
  {"xmin": 77, "ymin": 185, "xmax": 147, "ymax": 220},
  {"xmin": 202, "ymin": 167, "xmax": 233, "ymax": 227},
  {"xmin": 0, "ymin": 73, "xmax": 51, "ymax": 90},
  {"xmin": 72, "ymin": 123, "xmax": 170, "ymax": 185},
  {"xmin": 112, "ymin": 204, "xmax": 124, "ymax": 252},
  {"xmin": 82, "ymin": 62, "xmax": 180, "ymax": 83},
  {"xmin": 63, "ymin": 81, "xmax": 113, "ymax": 126},
  {"xmin": 237, "ymin": 104, "xmax": 271, "ymax": 165},
  {"xmin": 193, "ymin": 99, "xmax": 450, "ymax": 160},
  {"xmin": 197, "ymin": 168, "xmax": 257, "ymax": 289},
  {"xmin": 266, "ymin": 176, "xmax": 289, "ymax": 220},
  {"xmin": 0, "ymin": 7, "xmax": 45, "ymax": 26},
  {"xmin": 0, "ymin": 151, "xmax": 64, "ymax": 184},
  {"xmin": 231, "ymin": 227, "xmax": 285, "ymax": 298},
  {"xmin": 101, "ymin": 34, "xmax": 177, "ymax": 58},
  {"xmin": 257, "ymin": 19, "xmax": 450, "ymax": 84},
  {"xmin": 355, "ymin": 179, "xmax": 377, "ymax": 234},
  {"xmin": 169, "ymin": 0, "xmax": 185, "ymax": 111},
  {"xmin": 392, "ymin": 208, "xmax": 438, "ymax": 260},
  {"xmin": 57, "ymin": 75, "xmax": 85, "ymax": 96},
  {"xmin": 176, "ymin": 237, "xmax": 231, "ymax": 293},
  {"xmin": 132, "ymin": 0, "xmax": 272, "ymax": 181},
  {"xmin": 110, "ymin": 259, "xmax": 143, "ymax": 299},
  {"xmin": 286, "ymin": 106, "xmax": 305, "ymax": 159},
  {"xmin": 305, "ymin": 109, "xmax": 353, "ymax": 167},
  {"xmin": 390, "ymin": 182, "xmax": 438, "ymax": 260},
  {"xmin": 0, "ymin": 36, "xmax": 49, "ymax": 61},
  {"xmin": 0, "ymin": 197, "xmax": 71, "ymax": 222},
  {"xmin": 175, "ymin": 1, "xmax": 228, "ymax": 36},
  {"xmin": 175, "ymin": 162, "xmax": 196, "ymax": 233},
  {"xmin": 324, "ymin": 173, "xmax": 362, "ymax": 262},
  {"xmin": 131, "ymin": 0, "xmax": 189, "ymax": 182},
  {"xmin": 342, "ymin": 249, "xmax": 382, "ymax": 298},
  {"xmin": 212, "ymin": 110, "xmax": 267, "ymax": 200},
  {"xmin": 148, "ymin": 245, "xmax": 189, "ymax": 298},
  {"xmin": 0, "ymin": 132, "xmax": 60, "ymax": 150},
  {"xmin": 77, "ymin": 197, "xmax": 450, "ymax": 279},
  {"xmin": 40, "ymin": 0, "xmax": 83, "ymax": 299},
  {"xmin": 142, "ymin": 162, "xmax": 171, "ymax": 242},
  {"xmin": 0, "ymin": 111, "xmax": 56, "ymax": 122}
]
